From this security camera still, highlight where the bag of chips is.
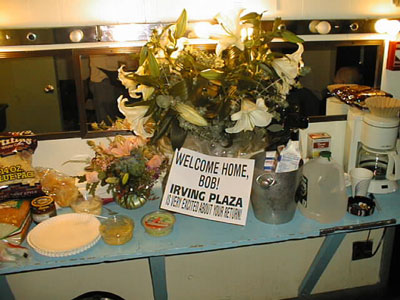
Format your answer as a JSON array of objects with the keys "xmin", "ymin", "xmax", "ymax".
[
  {"xmin": 36, "ymin": 167, "xmax": 79, "ymax": 207},
  {"xmin": 0, "ymin": 131, "xmax": 43, "ymax": 202},
  {"xmin": 0, "ymin": 199, "xmax": 32, "ymax": 245}
]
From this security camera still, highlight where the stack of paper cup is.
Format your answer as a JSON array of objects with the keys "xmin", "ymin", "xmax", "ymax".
[{"xmin": 349, "ymin": 168, "xmax": 374, "ymax": 197}]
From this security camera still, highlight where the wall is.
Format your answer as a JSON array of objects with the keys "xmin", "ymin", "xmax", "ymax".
[
  {"xmin": 1, "ymin": 0, "xmax": 400, "ymax": 28},
  {"xmin": 2, "ymin": 0, "xmax": 400, "ymax": 299}
]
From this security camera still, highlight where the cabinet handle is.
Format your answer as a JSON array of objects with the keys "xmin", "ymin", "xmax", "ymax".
[{"xmin": 44, "ymin": 84, "xmax": 55, "ymax": 93}]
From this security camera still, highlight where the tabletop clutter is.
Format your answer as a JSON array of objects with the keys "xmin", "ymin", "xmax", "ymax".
[
  {"xmin": 0, "ymin": 131, "xmax": 177, "ymax": 261},
  {"xmin": 0, "ymin": 115, "xmax": 396, "ymax": 262}
]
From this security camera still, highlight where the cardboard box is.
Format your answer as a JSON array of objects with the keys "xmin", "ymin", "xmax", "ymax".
[{"xmin": 307, "ymin": 132, "xmax": 331, "ymax": 158}]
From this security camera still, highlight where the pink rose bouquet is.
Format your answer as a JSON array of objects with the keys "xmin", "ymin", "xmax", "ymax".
[{"xmin": 78, "ymin": 135, "xmax": 168, "ymax": 205}]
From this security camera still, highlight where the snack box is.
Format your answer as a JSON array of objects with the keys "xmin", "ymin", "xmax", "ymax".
[{"xmin": 307, "ymin": 132, "xmax": 331, "ymax": 158}]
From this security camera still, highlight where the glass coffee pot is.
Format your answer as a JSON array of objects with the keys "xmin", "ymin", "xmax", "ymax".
[{"xmin": 356, "ymin": 144, "xmax": 400, "ymax": 193}]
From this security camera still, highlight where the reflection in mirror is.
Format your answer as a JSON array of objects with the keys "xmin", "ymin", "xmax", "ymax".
[
  {"xmin": 75, "ymin": 49, "xmax": 140, "ymax": 134},
  {"xmin": 273, "ymin": 41, "xmax": 383, "ymax": 118},
  {"xmin": 301, "ymin": 41, "xmax": 382, "ymax": 117},
  {"xmin": 78, "ymin": 41, "xmax": 383, "ymax": 136},
  {"xmin": 0, "ymin": 51, "xmax": 80, "ymax": 134}
]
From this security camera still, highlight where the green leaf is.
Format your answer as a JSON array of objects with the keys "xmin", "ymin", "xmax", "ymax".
[
  {"xmin": 266, "ymin": 52, "xmax": 285, "ymax": 60},
  {"xmin": 218, "ymin": 98, "xmax": 232, "ymax": 120},
  {"xmin": 139, "ymin": 45, "xmax": 148, "ymax": 66},
  {"xmin": 170, "ymin": 118, "xmax": 187, "ymax": 150},
  {"xmin": 156, "ymin": 95, "xmax": 173, "ymax": 109},
  {"xmin": 243, "ymin": 40, "xmax": 255, "ymax": 48},
  {"xmin": 262, "ymin": 32, "xmax": 274, "ymax": 43},
  {"xmin": 267, "ymin": 124, "xmax": 284, "ymax": 132},
  {"xmin": 98, "ymin": 171, "xmax": 106, "ymax": 180},
  {"xmin": 200, "ymin": 69, "xmax": 224, "ymax": 80},
  {"xmin": 259, "ymin": 63, "xmax": 274, "ymax": 77},
  {"xmin": 180, "ymin": 53, "xmax": 196, "ymax": 69},
  {"xmin": 122, "ymin": 173, "xmax": 129, "ymax": 185},
  {"xmin": 147, "ymin": 50, "xmax": 160, "ymax": 78},
  {"xmin": 105, "ymin": 177, "xmax": 119, "ymax": 184},
  {"xmin": 133, "ymin": 74, "xmax": 159, "ymax": 86},
  {"xmin": 170, "ymin": 80, "xmax": 189, "ymax": 101},
  {"xmin": 151, "ymin": 110, "xmax": 175, "ymax": 144},
  {"xmin": 123, "ymin": 100, "xmax": 150, "ymax": 107},
  {"xmin": 237, "ymin": 75, "xmax": 259, "ymax": 90},
  {"xmin": 144, "ymin": 99, "xmax": 157, "ymax": 117},
  {"xmin": 240, "ymin": 12, "xmax": 260, "ymax": 21},
  {"xmin": 281, "ymin": 30, "xmax": 304, "ymax": 43},
  {"xmin": 76, "ymin": 175, "xmax": 86, "ymax": 183},
  {"xmin": 174, "ymin": 9, "xmax": 187, "ymax": 39},
  {"xmin": 167, "ymin": 27, "xmax": 175, "ymax": 44},
  {"xmin": 272, "ymin": 17, "xmax": 282, "ymax": 33}
]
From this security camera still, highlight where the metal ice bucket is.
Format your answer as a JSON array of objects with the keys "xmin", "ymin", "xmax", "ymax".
[{"xmin": 251, "ymin": 151, "xmax": 303, "ymax": 224}]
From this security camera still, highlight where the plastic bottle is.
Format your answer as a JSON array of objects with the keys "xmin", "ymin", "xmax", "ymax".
[{"xmin": 297, "ymin": 151, "xmax": 347, "ymax": 223}]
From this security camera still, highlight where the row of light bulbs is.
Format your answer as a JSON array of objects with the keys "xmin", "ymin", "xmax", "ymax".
[{"xmin": 36, "ymin": 18, "xmax": 400, "ymax": 44}]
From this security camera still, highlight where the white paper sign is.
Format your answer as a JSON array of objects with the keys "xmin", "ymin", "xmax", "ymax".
[{"xmin": 160, "ymin": 147, "xmax": 255, "ymax": 226}]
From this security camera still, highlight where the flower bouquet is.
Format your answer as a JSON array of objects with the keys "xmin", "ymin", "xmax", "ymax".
[
  {"xmin": 78, "ymin": 135, "xmax": 168, "ymax": 209},
  {"xmin": 112, "ymin": 9, "xmax": 308, "ymax": 156}
]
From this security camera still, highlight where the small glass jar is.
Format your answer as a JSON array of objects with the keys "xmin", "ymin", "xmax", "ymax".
[
  {"xmin": 142, "ymin": 211, "xmax": 176, "ymax": 237},
  {"xmin": 31, "ymin": 196, "xmax": 57, "ymax": 224},
  {"xmin": 70, "ymin": 195, "xmax": 103, "ymax": 215},
  {"xmin": 99, "ymin": 215, "xmax": 134, "ymax": 245}
]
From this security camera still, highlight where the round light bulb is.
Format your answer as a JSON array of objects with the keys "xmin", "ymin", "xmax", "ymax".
[
  {"xmin": 193, "ymin": 22, "xmax": 213, "ymax": 39},
  {"xmin": 69, "ymin": 30, "xmax": 84, "ymax": 43},
  {"xmin": 316, "ymin": 21, "xmax": 331, "ymax": 34},
  {"xmin": 375, "ymin": 19, "xmax": 391, "ymax": 34}
]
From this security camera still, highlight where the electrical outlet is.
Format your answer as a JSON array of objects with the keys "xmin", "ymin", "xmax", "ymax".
[{"xmin": 352, "ymin": 241, "xmax": 373, "ymax": 260}]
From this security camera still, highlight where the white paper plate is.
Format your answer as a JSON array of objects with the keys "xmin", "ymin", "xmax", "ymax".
[{"xmin": 27, "ymin": 213, "xmax": 100, "ymax": 257}]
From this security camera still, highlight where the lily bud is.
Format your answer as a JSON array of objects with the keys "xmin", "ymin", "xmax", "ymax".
[{"xmin": 175, "ymin": 103, "xmax": 208, "ymax": 126}]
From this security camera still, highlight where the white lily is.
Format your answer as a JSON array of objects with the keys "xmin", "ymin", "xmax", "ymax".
[
  {"xmin": 225, "ymin": 98, "xmax": 273, "ymax": 134},
  {"xmin": 130, "ymin": 85, "xmax": 155, "ymax": 101},
  {"xmin": 271, "ymin": 43, "xmax": 304, "ymax": 88},
  {"xmin": 275, "ymin": 81, "xmax": 291, "ymax": 96},
  {"xmin": 117, "ymin": 96, "xmax": 154, "ymax": 138},
  {"xmin": 118, "ymin": 65, "xmax": 137, "ymax": 90},
  {"xmin": 214, "ymin": 8, "xmax": 248, "ymax": 56},
  {"xmin": 119, "ymin": 64, "xmax": 155, "ymax": 101},
  {"xmin": 171, "ymin": 37, "xmax": 189, "ymax": 59}
]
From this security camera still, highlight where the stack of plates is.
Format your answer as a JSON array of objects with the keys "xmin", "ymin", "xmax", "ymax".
[{"xmin": 27, "ymin": 213, "xmax": 101, "ymax": 257}]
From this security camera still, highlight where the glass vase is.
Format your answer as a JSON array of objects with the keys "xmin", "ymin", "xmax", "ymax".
[
  {"xmin": 182, "ymin": 133, "xmax": 266, "ymax": 158},
  {"xmin": 113, "ymin": 185, "xmax": 147, "ymax": 210}
]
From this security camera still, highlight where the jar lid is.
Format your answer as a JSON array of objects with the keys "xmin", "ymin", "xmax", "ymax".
[
  {"xmin": 31, "ymin": 196, "xmax": 54, "ymax": 208},
  {"xmin": 319, "ymin": 151, "xmax": 331, "ymax": 159}
]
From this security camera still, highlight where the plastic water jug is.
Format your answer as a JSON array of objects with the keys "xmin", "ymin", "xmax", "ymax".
[{"xmin": 297, "ymin": 151, "xmax": 347, "ymax": 223}]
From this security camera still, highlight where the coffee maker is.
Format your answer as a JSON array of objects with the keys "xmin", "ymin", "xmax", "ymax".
[{"xmin": 344, "ymin": 107, "xmax": 400, "ymax": 194}]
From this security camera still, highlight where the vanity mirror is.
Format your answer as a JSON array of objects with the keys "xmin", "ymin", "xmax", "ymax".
[
  {"xmin": 0, "ymin": 50, "xmax": 80, "ymax": 136},
  {"xmin": 76, "ymin": 40, "xmax": 384, "ymax": 136},
  {"xmin": 0, "ymin": 30, "xmax": 385, "ymax": 139}
]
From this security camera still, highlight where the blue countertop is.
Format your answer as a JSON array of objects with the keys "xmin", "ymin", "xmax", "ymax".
[{"xmin": 1, "ymin": 187, "xmax": 399, "ymax": 275}]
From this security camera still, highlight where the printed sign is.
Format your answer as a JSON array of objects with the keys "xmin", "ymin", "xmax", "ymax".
[{"xmin": 160, "ymin": 148, "xmax": 255, "ymax": 226}]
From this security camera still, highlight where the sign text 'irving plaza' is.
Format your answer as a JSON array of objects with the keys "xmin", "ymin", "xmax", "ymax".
[{"xmin": 161, "ymin": 148, "xmax": 255, "ymax": 225}]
